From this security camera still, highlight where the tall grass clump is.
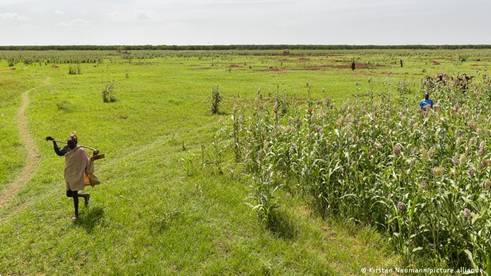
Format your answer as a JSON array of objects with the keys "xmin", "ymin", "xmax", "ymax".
[
  {"xmin": 68, "ymin": 65, "xmax": 82, "ymax": 75},
  {"xmin": 7, "ymin": 58, "xmax": 16, "ymax": 67},
  {"xmin": 102, "ymin": 83, "xmax": 117, "ymax": 103},
  {"xmin": 232, "ymin": 74, "xmax": 491, "ymax": 269},
  {"xmin": 211, "ymin": 86, "xmax": 222, "ymax": 114}
]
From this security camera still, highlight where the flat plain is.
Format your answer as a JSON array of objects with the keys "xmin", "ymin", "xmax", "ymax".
[{"xmin": 0, "ymin": 49, "xmax": 490, "ymax": 274}]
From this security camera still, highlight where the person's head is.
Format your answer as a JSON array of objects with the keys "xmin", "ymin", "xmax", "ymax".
[
  {"xmin": 67, "ymin": 132, "xmax": 78, "ymax": 149},
  {"xmin": 424, "ymin": 92, "xmax": 430, "ymax": 100}
]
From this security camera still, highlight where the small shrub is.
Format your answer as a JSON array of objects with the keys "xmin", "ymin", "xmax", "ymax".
[
  {"xmin": 102, "ymin": 83, "xmax": 117, "ymax": 103},
  {"xmin": 211, "ymin": 86, "xmax": 222, "ymax": 114},
  {"xmin": 459, "ymin": 55, "xmax": 468, "ymax": 63},
  {"xmin": 68, "ymin": 65, "xmax": 82, "ymax": 75}
]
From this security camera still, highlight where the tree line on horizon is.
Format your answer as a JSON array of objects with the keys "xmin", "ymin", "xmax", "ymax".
[{"xmin": 0, "ymin": 45, "xmax": 491, "ymax": 51}]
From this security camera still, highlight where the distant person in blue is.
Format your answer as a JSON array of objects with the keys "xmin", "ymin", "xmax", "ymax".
[{"xmin": 419, "ymin": 92, "xmax": 434, "ymax": 110}]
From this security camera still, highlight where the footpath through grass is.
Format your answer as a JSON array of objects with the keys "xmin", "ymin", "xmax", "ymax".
[{"xmin": 0, "ymin": 64, "xmax": 40, "ymax": 190}]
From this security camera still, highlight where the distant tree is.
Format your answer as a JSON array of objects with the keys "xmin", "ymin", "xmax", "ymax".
[{"xmin": 1, "ymin": 44, "xmax": 491, "ymax": 51}]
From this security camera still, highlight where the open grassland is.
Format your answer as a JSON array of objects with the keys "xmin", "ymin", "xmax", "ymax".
[
  {"xmin": 0, "ymin": 69, "xmax": 34, "ymax": 190},
  {"xmin": 0, "ymin": 49, "xmax": 490, "ymax": 274}
]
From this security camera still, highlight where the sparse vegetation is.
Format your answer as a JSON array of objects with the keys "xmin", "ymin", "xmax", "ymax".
[
  {"xmin": 68, "ymin": 65, "xmax": 82, "ymax": 75},
  {"xmin": 102, "ymin": 83, "xmax": 117, "ymax": 103},
  {"xmin": 210, "ymin": 86, "xmax": 222, "ymax": 114}
]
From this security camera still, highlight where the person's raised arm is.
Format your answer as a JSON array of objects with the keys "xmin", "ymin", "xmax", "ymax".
[
  {"xmin": 46, "ymin": 136, "xmax": 68, "ymax": 156},
  {"xmin": 53, "ymin": 141, "xmax": 69, "ymax": 156}
]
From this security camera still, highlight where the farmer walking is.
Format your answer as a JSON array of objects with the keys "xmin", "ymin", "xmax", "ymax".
[{"xmin": 46, "ymin": 133, "xmax": 90, "ymax": 221}]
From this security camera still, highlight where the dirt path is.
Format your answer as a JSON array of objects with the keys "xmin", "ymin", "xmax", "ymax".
[{"xmin": 0, "ymin": 84, "xmax": 44, "ymax": 207}]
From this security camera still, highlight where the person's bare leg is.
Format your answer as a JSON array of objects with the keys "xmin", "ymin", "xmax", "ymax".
[
  {"xmin": 73, "ymin": 195, "xmax": 79, "ymax": 221},
  {"xmin": 78, "ymin": 191, "xmax": 90, "ymax": 207}
]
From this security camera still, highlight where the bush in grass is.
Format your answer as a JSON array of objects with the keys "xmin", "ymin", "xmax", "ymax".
[
  {"xmin": 102, "ymin": 83, "xmax": 117, "ymax": 103},
  {"xmin": 211, "ymin": 86, "xmax": 222, "ymax": 114},
  {"xmin": 68, "ymin": 65, "xmax": 82, "ymax": 75}
]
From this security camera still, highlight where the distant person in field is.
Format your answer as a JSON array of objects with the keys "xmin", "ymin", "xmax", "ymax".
[
  {"xmin": 419, "ymin": 92, "xmax": 434, "ymax": 111},
  {"xmin": 351, "ymin": 60, "xmax": 356, "ymax": 71},
  {"xmin": 46, "ymin": 133, "xmax": 90, "ymax": 221}
]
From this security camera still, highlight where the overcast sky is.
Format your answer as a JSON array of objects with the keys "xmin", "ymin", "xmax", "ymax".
[{"xmin": 0, "ymin": 0, "xmax": 490, "ymax": 45}]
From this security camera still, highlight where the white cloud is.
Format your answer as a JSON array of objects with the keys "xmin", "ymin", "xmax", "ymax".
[
  {"xmin": 0, "ymin": 12, "xmax": 29, "ymax": 21},
  {"xmin": 58, "ymin": 18, "xmax": 89, "ymax": 27},
  {"xmin": 109, "ymin": 11, "xmax": 121, "ymax": 18},
  {"xmin": 137, "ymin": 11, "xmax": 150, "ymax": 20},
  {"xmin": 0, "ymin": 0, "xmax": 490, "ymax": 44},
  {"xmin": 108, "ymin": 10, "xmax": 152, "ymax": 22}
]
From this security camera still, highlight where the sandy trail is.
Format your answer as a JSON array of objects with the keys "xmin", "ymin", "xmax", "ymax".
[{"xmin": 0, "ymin": 80, "xmax": 47, "ymax": 207}]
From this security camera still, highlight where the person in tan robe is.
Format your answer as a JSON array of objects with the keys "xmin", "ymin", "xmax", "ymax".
[{"xmin": 46, "ymin": 133, "xmax": 90, "ymax": 221}]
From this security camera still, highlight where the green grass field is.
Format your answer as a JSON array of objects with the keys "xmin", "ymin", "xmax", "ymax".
[{"xmin": 0, "ymin": 49, "xmax": 490, "ymax": 274}]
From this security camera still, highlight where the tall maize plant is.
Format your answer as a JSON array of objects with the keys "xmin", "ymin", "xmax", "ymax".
[{"xmin": 234, "ymin": 74, "xmax": 491, "ymax": 269}]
